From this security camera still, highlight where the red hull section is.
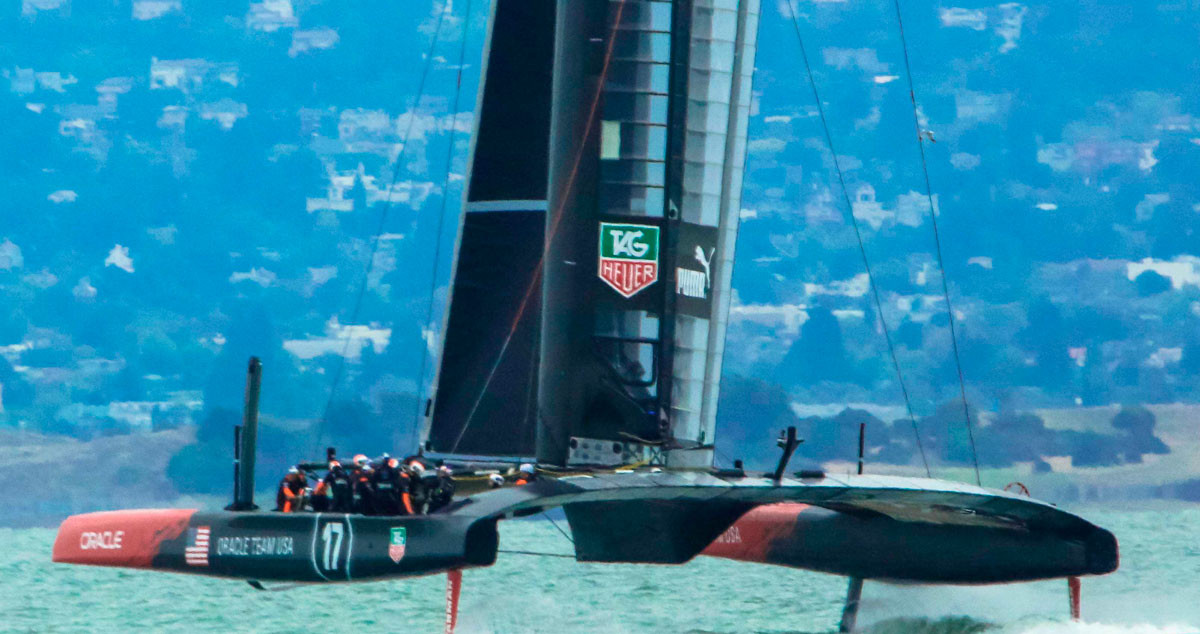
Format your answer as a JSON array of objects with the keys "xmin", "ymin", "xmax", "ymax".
[
  {"xmin": 701, "ymin": 503, "xmax": 810, "ymax": 561},
  {"xmin": 53, "ymin": 509, "xmax": 196, "ymax": 569}
]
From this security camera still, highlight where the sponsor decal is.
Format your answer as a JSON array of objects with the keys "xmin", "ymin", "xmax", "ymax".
[
  {"xmin": 389, "ymin": 527, "xmax": 407, "ymax": 564},
  {"xmin": 676, "ymin": 245, "xmax": 715, "ymax": 299},
  {"xmin": 185, "ymin": 526, "xmax": 210, "ymax": 567},
  {"xmin": 215, "ymin": 535, "xmax": 295, "ymax": 557},
  {"xmin": 598, "ymin": 222, "xmax": 659, "ymax": 298},
  {"xmin": 713, "ymin": 524, "xmax": 742, "ymax": 545},
  {"xmin": 79, "ymin": 530, "xmax": 124, "ymax": 550},
  {"xmin": 319, "ymin": 521, "xmax": 347, "ymax": 573}
]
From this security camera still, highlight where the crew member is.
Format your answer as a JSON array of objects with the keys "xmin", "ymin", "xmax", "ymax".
[
  {"xmin": 372, "ymin": 454, "xmax": 414, "ymax": 515},
  {"xmin": 515, "ymin": 463, "xmax": 536, "ymax": 486},
  {"xmin": 352, "ymin": 455, "xmax": 375, "ymax": 515},
  {"xmin": 314, "ymin": 460, "xmax": 354, "ymax": 513},
  {"xmin": 407, "ymin": 461, "xmax": 432, "ymax": 514},
  {"xmin": 426, "ymin": 465, "xmax": 456, "ymax": 513},
  {"xmin": 275, "ymin": 467, "xmax": 308, "ymax": 512}
]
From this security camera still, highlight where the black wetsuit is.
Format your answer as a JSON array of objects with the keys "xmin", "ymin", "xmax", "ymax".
[
  {"xmin": 352, "ymin": 468, "xmax": 375, "ymax": 515},
  {"xmin": 410, "ymin": 472, "xmax": 436, "ymax": 514},
  {"xmin": 322, "ymin": 468, "xmax": 354, "ymax": 513},
  {"xmin": 371, "ymin": 463, "xmax": 407, "ymax": 515},
  {"xmin": 426, "ymin": 473, "xmax": 456, "ymax": 513}
]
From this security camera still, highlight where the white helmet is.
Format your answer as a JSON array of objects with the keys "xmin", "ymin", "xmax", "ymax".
[
  {"xmin": 488, "ymin": 473, "xmax": 505, "ymax": 488},
  {"xmin": 518, "ymin": 463, "xmax": 535, "ymax": 476}
]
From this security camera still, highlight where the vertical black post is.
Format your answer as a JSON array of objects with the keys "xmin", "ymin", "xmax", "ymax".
[
  {"xmin": 773, "ymin": 426, "xmax": 801, "ymax": 481},
  {"xmin": 839, "ymin": 576, "xmax": 864, "ymax": 632},
  {"xmin": 231, "ymin": 425, "xmax": 242, "ymax": 505},
  {"xmin": 857, "ymin": 422, "xmax": 865, "ymax": 475},
  {"xmin": 233, "ymin": 357, "xmax": 262, "ymax": 511}
]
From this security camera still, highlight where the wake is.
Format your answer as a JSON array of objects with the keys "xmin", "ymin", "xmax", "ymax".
[{"xmin": 863, "ymin": 617, "xmax": 1198, "ymax": 634}]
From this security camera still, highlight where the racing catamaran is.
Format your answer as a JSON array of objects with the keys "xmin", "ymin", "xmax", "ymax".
[{"xmin": 54, "ymin": 1, "xmax": 1117, "ymax": 630}]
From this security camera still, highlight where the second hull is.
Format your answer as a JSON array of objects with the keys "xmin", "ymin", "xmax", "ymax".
[{"xmin": 702, "ymin": 503, "xmax": 1119, "ymax": 584}]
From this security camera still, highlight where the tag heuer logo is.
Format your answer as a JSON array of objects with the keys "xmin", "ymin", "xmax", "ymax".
[
  {"xmin": 598, "ymin": 222, "xmax": 659, "ymax": 298},
  {"xmin": 388, "ymin": 527, "xmax": 407, "ymax": 564}
]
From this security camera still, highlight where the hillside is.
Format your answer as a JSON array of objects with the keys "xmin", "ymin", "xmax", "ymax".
[
  {"xmin": 1, "ymin": 1, "xmax": 1198, "ymax": 488},
  {"xmin": 1, "ymin": 427, "xmax": 190, "ymax": 527}
]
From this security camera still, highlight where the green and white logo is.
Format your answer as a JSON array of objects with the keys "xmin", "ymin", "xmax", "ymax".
[
  {"xmin": 388, "ymin": 527, "xmax": 407, "ymax": 564},
  {"xmin": 598, "ymin": 222, "xmax": 660, "ymax": 298}
]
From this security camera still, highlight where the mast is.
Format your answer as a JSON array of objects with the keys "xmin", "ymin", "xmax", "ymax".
[{"xmin": 538, "ymin": 0, "xmax": 762, "ymax": 468}]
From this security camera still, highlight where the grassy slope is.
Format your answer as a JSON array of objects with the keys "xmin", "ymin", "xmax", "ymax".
[
  {"xmin": 1, "ymin": 428, "xmax": 193, "ymax": 527},
  {"xmin": 5, "ymin": 404, "xmax": 1198, "ymax": 526}
]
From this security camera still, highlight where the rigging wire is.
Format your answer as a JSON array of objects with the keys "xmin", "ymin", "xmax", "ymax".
[
  {"xmin": 498, "ymin": 549, "xmax": 575, "ymax": 559},
  {"xmin": 448, "ymin": 0, "xmax": 631, "ymax": 454},
  {"xmin": 317, "ymin": 1, "xmax": 451, "ymax": 440},
  {"xmin": 543, "ymin": 511, "xmax": 575, "ymax": 545},
  {"xmin": 410, "ymin": 0, "xmax": 476, "ymax": 453},
  {"xmin": 889, "ymin": 0, "xmax": 981, "ymax": 486},
  {"xmin": 783, "ymin": 1, "xmax": 931, "ymax": 478}
]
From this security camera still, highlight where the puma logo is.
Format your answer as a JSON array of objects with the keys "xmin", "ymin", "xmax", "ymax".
[
  {"xmin": 693, "ymin": 245, "xmax": 714, "ymax": 289},
  {"xmin": 677, "ymin": 246, "xmax": 716, "ymax": 300}
]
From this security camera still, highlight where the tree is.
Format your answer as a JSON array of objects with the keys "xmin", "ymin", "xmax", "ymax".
[
  {"xmin": 1017, "ymin": 298, "xmax": 1071, "ymax": 391},
  {"xmin": 167, "ymin": 443, "xmax": 229, "ymax": 495},
  {"xmin": 976, "ymin": 411, "xmax": 1063, "ymax": 467},
  {"xmin": 202, "ymin": 302, "xmax": 285, "ymax": 412},
  {"xmin": 715, "ymin": 375, "xmax": 806, "ymax": 469},
  {"xmin": 322, "ymin": 397, "xmax": 391, "ymax": 453},
  {"xmin": 195, "ymin": 407, "xmax": 240, "ymax": 446},
  {"xmin": 1135, "ymin": 270, "xmax": 1171, "ymax": 296},
  {"xmin": 919, "ymin": 401, "xmax": 982, "ymax": 465},
  {"xmin": 1111, "ymin": 405, "xmax": 1169, "ymax": 459},
  {"xmin": 1064, "ymin": 431, "xmax": 1123, "ymax": 467},
  {"xmin": 777, "ymin": 307, "xmax": 856, "ymax": 386}
]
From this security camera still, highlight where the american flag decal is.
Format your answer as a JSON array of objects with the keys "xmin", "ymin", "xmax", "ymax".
[{"xmin": 185, "ymin": 526, "xmax": 210, "ymax": 567}]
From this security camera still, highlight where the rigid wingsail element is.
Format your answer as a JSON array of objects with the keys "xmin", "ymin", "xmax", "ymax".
[
  {"xmin": 421, "ymin": 0, "xmax": 761, "ymax": 468},
  {"xmin": 537, "ymin": 0, "xmax": 760, "ymax": 469}
]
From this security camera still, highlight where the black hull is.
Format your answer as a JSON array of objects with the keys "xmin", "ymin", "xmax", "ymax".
[{"xmin": 56, "ymin": 471, "xmax": 1118, "ymax": 585}]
